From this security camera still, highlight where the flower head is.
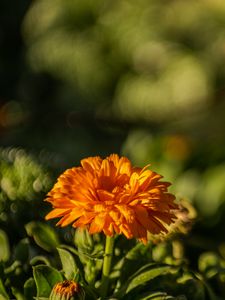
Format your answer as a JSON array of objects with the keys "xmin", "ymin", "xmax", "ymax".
[
  {"xmin": 45, "ymin": 154, "xmax": 178, "ymax": 243},
  {"xmin": 49, "ymin": 280, "xmax": 85, "ymax": 300}
]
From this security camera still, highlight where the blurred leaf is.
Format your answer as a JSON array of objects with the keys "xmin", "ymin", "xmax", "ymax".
[
  {"xmin": 57, "ymin": 247, "xmax": 78, "ymax": 280},
  {"xmin": 196, "ymin": 164, "xmax": 225, "ymax": 217},
  {"xmin": 33, "ymin": 265, "xmax": 63, "ymax": 298},
  {"xmin": 177, "ymin": 272, "xmax": 206, "ymax": 300},
  {"xmin": 0, "ymin": 296, "xmax": 9, "ymax": 300},
  {"xmin": 152, "ymin": 243, "xmax": 171, "ymax": 262},
  {"xmin": 14, "ymin": 238, "xmax": 29, "ymax": 263},
  {"xmin": 84, "ymin": 259, "xmax": 99, "ymax": 284},
  {"xmin": 24, "ymin": 278, "xmax": 36, "ymax": 300},
  {"xmin": 125, "ymin": 243, "xmax": 152, "ymax": 261},
  {"xmin": 181, "ymin": 279, "xmax": 205, "ymax": 300},
  {"xmin": 11, "ymin": 288, "xmax": 25, "ymax": 300},
  {"xmin": 30, "ymin": 256, "xmax": 51, "ymax": 266},
  {"xmin": 0, "ymin": 279, "xmax": 9, "ymax": 300},
  {"xmin": 4, "ymin": 260, "xmax": 21, "ymax": 275},
  {"xmin": 0, "ymin": 147, "xmax": 52, "ymax": 202},
  {"xmin": 204, "ymin": 282, "xmax": 220, "ymax": 300},
  {"xmin": 198, "ymin": 252, "xmax": 220, "ymax": 275},
  {"xmin": 25, "ymin": 221, "xmax": 60, "ymax": 252},
  {"xmin": 115, "ymin": 263, "xmax": 173, "ymax": 298},
  {"xmin": 0, "ymin": 230, "xmax": 10, "ymax": 262},
  {"xmin": 112, "ymin": 242, "xmax": 152, "ymax": 282},
  {"xmin": 137, "ymin": 291, "xmax": 185, "ymax": 300}
]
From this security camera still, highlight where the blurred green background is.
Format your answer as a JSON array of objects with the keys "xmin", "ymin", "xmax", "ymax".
[{"xmin": 1, "ymin": 0, "xmax": 225, "ymax": 270}]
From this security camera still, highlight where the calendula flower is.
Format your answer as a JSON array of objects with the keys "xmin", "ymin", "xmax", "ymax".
[
  {"xmin": 49, "ymin": 280, "xmax": 85, "ymax": 300},
  {"xmin": 45, "ymin": 154, "xmax": 178, "ymax": 243}
]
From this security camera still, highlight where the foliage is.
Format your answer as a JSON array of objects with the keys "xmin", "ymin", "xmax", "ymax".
[
  {"xmin": 1, "ymin": 223, "xmax": 225, "ymax": 299},
  {"xmin": 0, "ymin": 147, "xmax": 224, "ymax": 299}
]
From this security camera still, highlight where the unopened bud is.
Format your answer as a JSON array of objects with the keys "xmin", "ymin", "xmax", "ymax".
[
  {"xmin": 74, "ymin": 228, "xmax": 94, "ymax": 252},
  {"xmin": 49, "ymin": 280, "xmax": 85, "ymax": 300}
]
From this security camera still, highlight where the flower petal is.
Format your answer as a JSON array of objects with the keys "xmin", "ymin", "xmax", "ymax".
[
  {"xmin": 89, "ymin": 213, "xmax": 107, "ymax": 234},
  {"xmin": 45, "ymin": 208, "xmax": 71, "ymax": 220},
  {"xmin": 56, "ymin": 209, "xmax": 84, "ymax": 227}
]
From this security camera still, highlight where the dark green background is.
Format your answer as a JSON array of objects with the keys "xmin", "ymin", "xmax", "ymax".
[{"xmin": 1, "ymin": 0, "xmax": 225, "ymax": 274}]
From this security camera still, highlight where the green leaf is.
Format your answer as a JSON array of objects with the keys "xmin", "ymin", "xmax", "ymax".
[
  {"xmin": 11, "ymin": 287, "xmax": 25, "ymax": 300},
  {"xmin": 112, "ymin": 242, "xmax": 152, "ymax": 282},
  {"xmin": 0, "ymin": 279, "xmax": 9, "ymax": 300},
  {"xmin": 57, "ymin": 247, "xmax": 99, "ymax": 299},
  {"xmin": 14, "ymin": 238, "xmax": 29, "ymax": 263},
  {"xmin": 57, "ymin": 247, "xmax": 78, "ymax": 280},
  {"xmin": 25, "ymin": 221, "xmax": 60, "ymax": 252},
  {"xmin": 33, "ymin": 265, "xmax": 63, "ymax": 298},
  {"xmin": 177, "ymin": 272, "xmax": 206, "ymax": 300},
  {"xmin": 30, "ymin": 256, "xmax": 51, "ymax": 266},
  {"xmin": 59, "ymin": 245, "xmax": 85, "ymax": 277},
  {"xmin": 4, "ymin": 261, "xmax": 21, "ymax": 275},
  {"xmin": 126, "ymin": 264, "xmax": 172, "ymax": 293},
  {"xmin": 0, "ymin": 297, "xmax": 8, "ymax": 300},
  {"xmin": 125, "ymin": 243, "xmax": 152, "ymax": 261},
  {"xmin": 24, "ymin": 278, "xmax": 36, "ymax": 300},
  {"xmin": 0, "ymin": 230, "xmax": 10, "ymax": 262},
  {"xmin": 138, "ymin": 291, "xmax": 175, "ymax": 299},
  {"xmin": 115, "ymin": 263, "xmax": 173, "ymax": 298},
  {"xmin": 198, "ymin": 252, "xmax": 221, "ymax": 278}
]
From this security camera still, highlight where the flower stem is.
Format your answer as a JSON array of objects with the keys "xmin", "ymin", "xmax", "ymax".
[{"xmin": 100, "ymin": 235, "xmax": 115, "ymax": 299}]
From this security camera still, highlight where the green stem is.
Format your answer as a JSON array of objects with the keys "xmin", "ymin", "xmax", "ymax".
[{"xmin": 100, "ymin": 235, "xmax": 115, "ymax": 299}]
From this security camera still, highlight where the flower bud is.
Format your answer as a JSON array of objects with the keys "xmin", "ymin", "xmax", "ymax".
[
  {"xmin": 49, "ymin": 280, "xmax": 85, "ymax": 300},
  {"xmin": 74, "ymin": 228, "xmax": 94, "ymax": 252}
]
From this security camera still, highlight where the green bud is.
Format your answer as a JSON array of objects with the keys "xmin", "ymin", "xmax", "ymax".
[
  {"xmin": 74, "ymin": 228, "xmax": 93, "ymax": 252},
  {"xmin": 49, "ymin": 280, "xmax": 85, "ymax": 300}
]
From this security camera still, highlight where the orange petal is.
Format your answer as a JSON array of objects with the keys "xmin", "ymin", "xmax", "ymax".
[
  {"xmin": 57, "ymin": 209, "xmax": 84, "ymax": 227},
  {"xmin": 104, "ymin": 215, "xmax": 116, "ymax": 235},
  {"xmin": 73, "ymin": 213, "xmax": 95, "ymax": 227},
  {"xmin": 129, "ymin": 172, "xmax": 139, "ymax": 193},
  {"xmin": 89, "ymin": 214, "xmax": 106, "ymax": 234},
  {"xmin": 97, "ymin": 190, "xmax": 115, "ymax": 202},
  {"xmin": 45, "ymin": 208, "xmax": 71, "ymax": 220},
  {"xmin": 135, "ymin": 205, "xmax": 166, "ymax": 234},
  {"xmin": 115, "ymin": 204, "xmax": 135, "ymax": 223},
  {"xmin": 120, "ymin": 223, "xmax": 133, "ymax": 239},
  {"xmin": 108, "ymin": 154, "xmax": 120, "ymax": 165},
  {"xmin": 81, "ymin": 156, "xmax": 102, "ymax": 173},
  {"xmin": 117, "ymin": 157, "xmax": 131, "ymax": 176},
  {"xmin": 47, "ymin": 198, "xmax": 75, "ymax": 208}
]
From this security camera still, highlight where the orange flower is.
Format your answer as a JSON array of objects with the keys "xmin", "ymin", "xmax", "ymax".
[
  {"xmin": 45, "ymin": 154, "xmax": 178, "ymax": 243},
  {"xmin": 50, "ymin": 280, "xmax": 85, "ymax": 300}
]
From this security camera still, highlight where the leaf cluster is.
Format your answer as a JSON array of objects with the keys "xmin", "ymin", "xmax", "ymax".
[
  {"xmin": 1, "ymin": 225, "xmax": 225, "ymax": 300},
  {"xmin": 0, "ymin": 148, "xmax": 224, "ymax": 299}
]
